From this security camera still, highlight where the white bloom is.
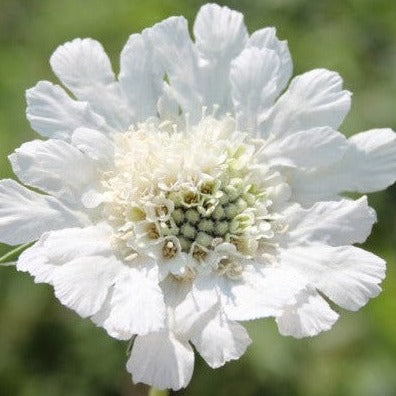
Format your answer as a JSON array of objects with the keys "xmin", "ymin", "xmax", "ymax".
[{"xmin": 1, "ymin": 2, "xmax": 396, "ymax": 391}]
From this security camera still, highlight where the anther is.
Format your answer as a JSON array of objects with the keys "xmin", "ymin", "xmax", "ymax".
[
  {"xmin": 162, "ymin": 239, "xmax": 178, "ymax": 258},
  {"xmin": 147, "ymin": 223, "xmax": 160, "ymax": 239},
  {"xmin": 192, "ymin": 244, "xmax": 208, "ymax": 261}
]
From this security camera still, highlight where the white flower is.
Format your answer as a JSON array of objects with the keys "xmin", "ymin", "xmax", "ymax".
[{"xmin": 1, "ymin": 2, "xmax": 396, "ymax": 391}]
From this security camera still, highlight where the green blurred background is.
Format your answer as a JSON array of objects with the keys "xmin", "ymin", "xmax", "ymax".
[{"xmin": 0, "ymin": 0, "xmax": 395, "ymax": 395}]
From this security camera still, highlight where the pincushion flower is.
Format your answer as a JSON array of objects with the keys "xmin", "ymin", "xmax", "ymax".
[{"xmin": 1, "ymin": 2, "xmax": 396, "ymax": 391}]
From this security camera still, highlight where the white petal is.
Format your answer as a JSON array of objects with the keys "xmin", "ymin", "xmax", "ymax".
[
  {"xmin": 194, "ymin": 4, "xmax": 247, "ymax": 62},
  {"xmin": 17, "ymin": 240, "xmax": 62, "ymax": 284},
  {"xmin": 71, "ymin": 127, "xmax": 114, "ymax": 164},
  {"xmin": 0, "ymin": 179, "xmax": 87, "ymax": 245},
  {"xmin": 157, "ymin": 82, "xmax": 180, "ymax": 121},
  {"xmin": 193, "ymin": 3, "xmax": 247, "ymax": 111},
  {"xmin": 281, "ymin": 245, "xmax": 386, "ymax": 311},
  {"xmin": 230, "ymin": 47, "xmax": 280, "ymax": 133},
  {"xmin": 128, "ymin": 331, "xmax": 194, "ymax": 391},
  {"xmin": 99, "ymin": 266, "xmax": 166, "ymax": 339},
  {"xmin": 284, "ymin": 196, "xmax": 377, "ymax": 246},
  {"xmin": 262, "ymin": 126, "xmax": 348, "ymax": 168},
  {"xmin": 248, "ymin": 27, "xmax": 293, "ymax": 93},
  {"xmin": 26, "ymin": 81, "xmax": 108, "ymax": 139},
  {"xmin": 262, "ymin": 69, "xmax": 351, "ymax": 137},
  {"xmin": 9, "ymin": 139, "xmax": 98, "ymax": 202},
  {"xmin": 161, "ymin": 276, "xmax": 218, "ymax": 337},
  {"xmin": 17, "ymin": 224, "xmax": 114, "ymax": 283},
  {"xmin": 195, "ymin": 264, "xmax": 306, "ymax": 321},
  {"xmin": 119, "ymin": 33, "xmax": 163, "ymax": 121},
  {"xmin": 291, "ymin": 128, "xmax": 396, "ymax": 205},
  {"xmin": 191, "ymin": 311, "xmax": 251, "ymax": 368},
  {"xmin": 80, "ymin": 188, "xmax": 105, "ymax": 209},
  {"xmin": 226, "ymin": 266, "xmax": 307, "ymax": 321},
  {"xmin": 346, "ymin": 128, "xmax": 396, "ymax": 191},
  {"xmin": 51, "ymin": 255, "xmax": 121, "ymax": 318},
  {"xmin": 147, "ymin": 16, "xmax": 202, "ymax": 119},
  {"xmin": 50, "ymin": 38, "xmax": 131, "ymax": 130},
  {"xmin": 17, "ymin": 224, "xmax": 121, "ymax": 318},
  {"xmin": 276, "ymin": 288, "xmax": 339, "ymax": 338}
]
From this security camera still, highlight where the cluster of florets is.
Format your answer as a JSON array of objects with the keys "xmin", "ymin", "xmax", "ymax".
[
  {"xmin": 100, "ymin": 115, "xmax": 287, "ymax": 281},
  {"xmin": 147, "ymin": 175, "xmax": 263, "ymax": 260}
]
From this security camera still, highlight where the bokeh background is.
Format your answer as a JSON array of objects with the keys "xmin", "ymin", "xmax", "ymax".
[{"xmin": 0, "ymin": 0, "xmax": 396, "ymax": 395}]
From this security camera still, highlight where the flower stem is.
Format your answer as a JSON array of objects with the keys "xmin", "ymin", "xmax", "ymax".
[
  {"xmin": 0, "ymin": 242, "xmax": 33, "ymax": 265},
  {"xmin": 148, "ymin": 387, "xmax": 169, "ymax": 396}
]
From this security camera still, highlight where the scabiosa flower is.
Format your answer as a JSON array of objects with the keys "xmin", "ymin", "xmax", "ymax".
[{"xmin": 1, "ymin": 2, "xmax": 396, "ymax": 391}]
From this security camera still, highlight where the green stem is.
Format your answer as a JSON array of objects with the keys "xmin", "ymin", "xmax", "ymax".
[
  {"xmin": 0, "ymin": 243, "xmax": 33, "ymax": 265},
  {"xmin": 148, "ymin": 387, "xmax": 169, "ymax": 396}
]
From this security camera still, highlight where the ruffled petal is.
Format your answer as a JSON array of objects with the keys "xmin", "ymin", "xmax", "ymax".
[
  {"xmin": 0, "ymin": 179, "xmax": 88, "ymax": 245},
  {"xmin": 50, "ymin": 255, "xmax": 121, "ymax": 318},
  {"xmin": 17, "ymin": 224, "xmax": 121, "ymax": 318},
  {"xmin": 119, "ymin": 33, "xmax": 163, "ymax": 121},
  {"xmin": 71, "ymin": 127, "xmax": 114, "ymax": 164},
  {"xmin": 161, "ymin": 276, "xmax": 219, "ymax": 338},
  {"xmin": 127, "ymin": 330, "xmax": 194, "ymax": 391},
  {"xmin": 291, "ymin": 128, "xmax": 396, "ymax": 205},
  {"xmin": 194, "ymin": 4, "xmax": 247, "ymax": 62},
  {"xmin": 284, "ymin": 196, "xmax": 376, "ymax": 246},
  {"xmin": 280, "ymin": 245, "xmax": 386, "ymax": 311},
  {"xmin": 9, "ymin": 139, "xmax": 98, "ymax": 203},
  {"xmin": 195, "ymin": 264, "xmax": 307, "ymax": 321},
  {"xmin": 248, "ymin": 27, "xmax": 293, "ymax": 94},
  {"xmin": 190, "ymin": 310, "xmax": 251, "ymax": 368},
  {"xmin": 147, "ymin": 16, "xmax": 202, "ymax": 119},
  {"xmin": 193, "ymin": 3, "xmax": 247, "ymax": 111},
  {"xmin": 26, "ymin": 81, "xmax": 108, "ymax": 139},
  {"xmin": 50, "ymin": 38, "xmax": 131, "ymax": 130},
  {"xmin": 262, "ymin": 69, "xmax": 351, "ymax": 137},
  {"xmin": 346, "ymin": 128, "xmax": 396, "ymax": 191},
  {"xmin": 157, "ymin": 82, "xmax": 180, "ymax": 122},
  {"xmin": 230, "ymin": 47, "xmax": 280, "ymax": 133},
  {"xmin": 276, "ymin": 288, "xmax": 339, "ymax": 338},
  {"xmin": 17, "ymin": 224, "xmax": 114, "ymax": 283},
  {"xmin": 225, "ymin": 266, "xmax": 307, "ymax": 321},
  {"xmin": 262, "ymin": 126, "xmax": 348, "ymax": 168},
  {"xmin": 97, "ymin": 265, "xmax": 166, "ymax": 339}
]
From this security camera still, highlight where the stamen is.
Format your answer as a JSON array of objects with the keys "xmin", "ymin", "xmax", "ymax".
[
  {"xmin": 192, "ymin": 244, "xmax": 208, "ymax": 261},
  {"xmin": 218, "ymin": 258, "xmax": 243, "ymax": 279},
  {"xmin": 155, "ymin": 205, "xmax": 169, "ymax": 218},
  {"xmin": 162, "ymin": 240, "xmax": 178, "ymax": 258},
  {"xmin": 147, "ymin": 223, "xmax": 160, "ymax": 239}
]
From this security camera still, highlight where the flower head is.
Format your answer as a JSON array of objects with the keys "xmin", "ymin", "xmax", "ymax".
[{"xmin": 1, "ymin": 2, "xmax": 396, "ymax": 391}]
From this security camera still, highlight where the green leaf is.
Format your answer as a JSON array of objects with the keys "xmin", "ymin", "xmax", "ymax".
[{"xmin": 0, "ymin": 242, "xmax": 33, "ymax": 265}]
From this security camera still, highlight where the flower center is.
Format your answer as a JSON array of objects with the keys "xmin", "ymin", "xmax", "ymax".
[
  {"xmin": 147, "ymin": 175, "xmax": 263, "ymax": 256},
  {"xmin": 102, "ymin": 115, "xmax": 289, "ymax": 278}
]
